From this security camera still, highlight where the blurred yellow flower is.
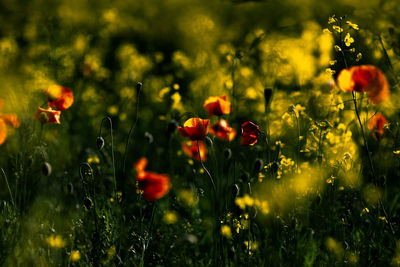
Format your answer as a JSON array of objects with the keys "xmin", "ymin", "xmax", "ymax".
[
  {"xmin": 70, "ymin": 250, "xmax": 81, "ymax": 261},
  {"xmin": 163, "ymin": 210, "xmax": 178, "ymax": 224},
  {"xmin": 220, "ymin": 225, "xmax": 232, "ymax": 239},
  {"xmin": 46, "ymin": 235, "xmax": 66, "ymax": 248}
]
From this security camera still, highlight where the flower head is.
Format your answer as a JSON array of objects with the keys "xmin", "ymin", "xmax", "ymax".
[
  {"xmin": 34, "ymin": 106, "xmax": 61, "ymax": 124},
  {"xmin": 0, "ymin": 99, "xmax": 20, "ymax": 145},
  {"xmin": 135, "ymin": 157, "xmax": 171, "ymax": 201},
  {"xmin": 182, "ymin": 141, "xmax": 207, "ymax": 161},
  {"xmin": 241, "ymin": 121, "xmax": 260, "ymax": 146},
  {"xmin": 367, "ymin": 113, "xmax": 387, "ymax": 141},
  {"xmin": 210, "ymin": 119, "xmax": 236, "ymax": 141},
  {"xmin": 46, "ymin": 85, "xmax": 74, "ymax": 111},
  {"xmin": 203, "ymin": 95, "xmax": 231, "ymax": 116},
  {"xmin": 178, "ymin": 118, "xmax": 210, "ymax": 140},
  {"xmin": 337, "ymin": 65, "xmax": 390, "ymax": 104}
]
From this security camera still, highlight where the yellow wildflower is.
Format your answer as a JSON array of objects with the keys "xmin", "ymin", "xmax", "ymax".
[
  {"xmin": 344, "ymin": 33, "xmax": 354, "ymax": 47},
  {"xmin": 46, "ymin": 235, "xmax": 66, "ymax": 248},
  {"xmin": 221, "ymin": 225, "xmax": 232, "ymax": 239},
  {"xmin": 346, "ymin": 21, "xmax": 359, "ymax": 30},
  {"xmin": 70, "ymin": 250, "xmax": 81, "ymax": 261}
]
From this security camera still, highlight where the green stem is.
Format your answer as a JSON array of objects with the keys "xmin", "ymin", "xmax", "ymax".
[{"xmin": 139, "ymin": 203, "xmax": 157, "ymax": 267}]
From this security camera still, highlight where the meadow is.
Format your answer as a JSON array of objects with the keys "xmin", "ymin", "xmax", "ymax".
[{"xmin": 1, "ymin": 0, "xmax": 400, "ymax": 266}]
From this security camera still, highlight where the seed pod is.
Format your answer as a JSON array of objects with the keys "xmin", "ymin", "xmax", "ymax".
[
  {"xmin": 144, "ymin": 132, "xmax": 154, "ymax": 143},
  {"xmin": 83, "ymin": 197, "xmax": 93, "ymax": 211},
  {"xmin": 42, "ymin": 162, "xmax": 52, "ymax": 176},
  {"xmin": 224, "ymin": 148, "xmax": 232, "ymax": 160},
  {"xmin": 167, "ymin": 120, "xmax": 178, "ymax": 134},
  {"xmin": 232, "ymin": 184, "xmax": 239, "ymax": 198},
  {"xmin": 254, "ymin": 158, "xmax": 264, "ymax": 172},
  {"xmin": 96, "ymin": 136, "xmax": 105, "ymax": 150}
]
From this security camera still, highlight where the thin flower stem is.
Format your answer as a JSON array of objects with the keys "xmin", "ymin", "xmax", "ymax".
[
  {"xmin": 1, "ymin": 168, "xmax": 15, "ymax": 206},
  {"xmin": 197, "ymin": 140, "xmax": 217, "ymax": 199},
  {"xmin": 99, "ymin": 116, "xmax": 117, "ymax": 195},
  {"xmin": 139, "ymin": 202, "xmax": 157, "ymax": 267},
  {"xmin": 351, "ymin": 91, "xmax": 395, "ymax": 234},
  {"xmin": 123, "ymin": 82, "xmax": 142, "ymax": 174}
]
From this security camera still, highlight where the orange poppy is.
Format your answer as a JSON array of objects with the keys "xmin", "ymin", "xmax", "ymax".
[
  {"xmin": 1, "ymin": 114, "xmax": 20, "ymax": 128},
  {"xmin": 367, "ymin": 113, "xmax": 387, "ymax": 141},
  {"xmin": 178, "ymin": 118, "xmax": 210, "ymax": 140},
  {"xmin": 337, "ymin": 65, "xmax": 390, "ymax": 104},
  {"xmin": 210, "ymin": 119, "xmax": 236, "ymax": 141},
  {"xmin": 203, "ymin": 95, "xmax": 231, "ymax": 116},
  {"xmin": 182, "ymin": 141, "xmax": 207, "ymax": 161},
  {"xmin": 34, "ymin": 106, "xmax": 61, "ymax": 124},
  {"xmin": 46, "ymin": 85, "xmax": 74, "ymax": 111},
  {"xmin": 135, "ymin": 157, "xmax": 171, "ymax": 201},
  {"xmin": 0, "ymin": 119, "xmax": 7, "ymax": 145},
  {"xmin": 0, "ymin": 99, "xmax": 21, "ymax": 145},
  {"xmin": 241, "ymin": 121, "xmax": 260, "ymax": 146}
]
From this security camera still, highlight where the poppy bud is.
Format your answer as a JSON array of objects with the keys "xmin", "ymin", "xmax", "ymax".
[
  {"xmin": 167, "ymin": 120, "xmax": 178, "ymax": 134},
  {"xmin": 264, "ymin": 88, "xmax": 273, "ymax": 109},
  {"xmin": 42, "ymin": 162, "xmax": 52, "ymax": 176},
  {"xmin": 97, "ymin": 136, "xmax": 105, "ymax": 150},
  {"xmin": 224, "ymin": 148, "xmax": 232, "ymax": 160},
  {"xmin": 67, "ymin": 182, "xmax": 74, "ymax": 194},
  {"xmin": 144, "ymin": 132, "xmax": 154, "ymax": 143},
  {"xmin": 39, "ymin": 112, "xmax": 49, "ymax": 124},
  {"xmin": 269, "ymin": 161, "xmax": 280, "ymax": 175},
  {"xmin": 240, "ymin": 172, "xmax": 250, "ymax": 183},
  {"xmin": 83, "ymin": 197, "xmax": 93, "ymax": 211},
  {"xmin": 205, "ymin": 136, "xmax": 213, "ymax": 147},
  {"xmin": 254, "ymin": 158, "xmax": 264, "ymax": 172},
  {"xmin": 232, "ymin": 184, "xmax": 239, "ymax": 198},
  {"xmin": 136, "ymin": 82, "xmax": 142, "ymax": 95}
]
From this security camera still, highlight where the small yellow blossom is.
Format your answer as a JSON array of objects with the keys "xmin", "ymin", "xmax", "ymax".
[
  {"xmin": 356, "ymin": 52, "xmax": 362, "ymax": 62},
  {"xmin": 393, "ymin": 150, "xmax": 400, "ymax": 155},
  {"xmin": 221, "ymin": 225, "xmax": 232, "ymax": 238},
  {"xmin": 334, "ymin": 45, "xmax": 342, "ymax": 52},
  {"xmin": 244, "ymin": 241, "xmax": 258, "ymax": 255},
  {"xmin": 328, "ymin": 16, "xmax": 336, "ymax": 24},
  {"xmin": 70, "ymin": 250, "xmax": 81, "ymax": 261},
  {"xmin": 46, "ymin": 235, "xmax": 66, "ymax": 248},
  {"xmin": 164, "ymin": 210, "xmax": 178, "ymax": 224},
  {"xmin": 346, "ymin": 21, "xmax": 359, "ymax": 30},
  {"xmin": 332, "ymin": 26, "xmax": 343, "ymax": 33},
  {"xmin": 344, "ymin": 33, "xmax": 354, "ymax": 47},
  {"xmin": 379, "ymin": 216, "xmax": 388, "ymax": 223}
]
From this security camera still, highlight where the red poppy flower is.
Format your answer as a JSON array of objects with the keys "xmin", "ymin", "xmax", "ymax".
[
  {"xmin": 210, "ymin": 119, "xmax": 236, "ymax": 141},
  {"xmin": 337, "ymin": 65, "xmax": 390, "ymax": 104},
  {"xmin": 182, "ymin": 141, "xmax": 207, "ymax": 161},
  {"xmin": 34, "ymin": 106, "xmax": 61, "ymax": 124},
  {"xmin": 241, "ymin": 121, "xmax": 260, "ymax": 146},
  {"xmin": 46, "ymin": 85, "xmax": 74, "ymax": 111},
  {"xmin": 135, "ymin": 157, "xmax": 171, "ymax": 201},
  {"xmin": 203, "ymin": 95, "xmax": 231, "ymax": 116},
  {"xmin": 367, "ymin": 113, "xmax": 387, "ymax": 141},
  {"xmin": 178, "ymin": 118, "xmax": 210, "ymax": 140}
]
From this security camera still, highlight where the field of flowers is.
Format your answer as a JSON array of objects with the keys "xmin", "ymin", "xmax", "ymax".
[{"xmin": 1, "ymin": 0, "xmax": 400, "ymax": 266}]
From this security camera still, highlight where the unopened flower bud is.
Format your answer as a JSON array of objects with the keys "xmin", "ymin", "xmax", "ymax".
[
  {"xmin": 144, "ymin": 132, "xmax": 153, "ymax": 143},
  {"xmin": 167, "ymin": 120, "xmax": 178, "ymax": 134},
  {"xmin": 224, "ymin": 148, "xmax": 232, "ymax": 160},
  {"xmin": 232, "ymin": 184, "xmax": 239, "ymax": 198},
  {"xmin": 83, "ymin": 197, "xmax": 93, "ymax": 211},
  {"xmin": 264, "ymin": 88, "xmax": 273, "ymax": 109},
  {"xmin": 254, "ymin": 158, "xmax": 264, "ymax": 172},
  {"xmin": 240, "ymin": 172, "xmax": 250, "ymax": 183},
  {"xmin": 42, "ymin": 162, "xmax": 52, "ymax": 176},
  {"xmin": 96, "ymin": 136, "xmax": 105, "ymax": 150},
  {"xmin": 136, "ymin": 82, "xmax": 142, "ymax": 95}
]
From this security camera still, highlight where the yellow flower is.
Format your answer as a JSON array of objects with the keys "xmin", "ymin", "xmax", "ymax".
[
  {"xmin": 46, "ymin": 235, "xmax": 66, "ymax": 248},
  {"xmin": 356, "ymin": 52, "xmax": 362, "ymax": 62},
  {"xmin": 332, "ymin": 26, "xmax": 343, "ymax": 33},
  {"xmin": 163, "ymin": 210, "xmax": 178, "ymax": 224},
  {"xmin": 221, "ymin": 225, "xmax": 232, "ymax": 239},
  {"xmin": 346, "ymin": 21, "xmax": 359, "ymax": 30},
  {"xmin": 344, "ymin": 33, "xmax": 354, "ymax": 47},
  {"xmin": 328, "ymin": 16, "xmax": 336, "ymax": 24},
  {"xmin": 70, "ymin": 250, "xmax": 81, "ymax": 261}
]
